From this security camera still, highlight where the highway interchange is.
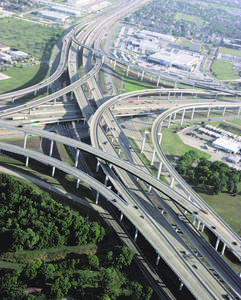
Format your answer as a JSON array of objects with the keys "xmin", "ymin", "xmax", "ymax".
[{"xmin": 1, "ymin": 1, "xmax": 241, "ymax": 299}]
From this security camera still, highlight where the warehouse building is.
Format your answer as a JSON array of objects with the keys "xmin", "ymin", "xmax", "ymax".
[{"xmin": 212, "ymin": 137, "xmax": 241, "ymax": 154}]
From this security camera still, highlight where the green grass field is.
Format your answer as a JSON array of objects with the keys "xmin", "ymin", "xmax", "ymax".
[
  {"xmin": 211, "ymin": 59, "xmax": 239, "ymax": 80},
  {"xmin": 219, "ymin": 47, "xmax": 241, "ymax": 57},
  {"xmin": 174, "ymin": 12, "xmax": 204, "ymax": 26},
  {"xmin": 0, "ymin": 17, "xmax": 63, "ymax": 60},
  {"xmin": 0, "ymin": 64, "xmax": 49, "ymax": 94}
]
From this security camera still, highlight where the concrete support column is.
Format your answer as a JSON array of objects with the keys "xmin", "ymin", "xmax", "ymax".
[
  {"xmin": 223, "ymin": 106, "xmax": 226, "ymax": 116},
  {"xmin": 34, "ymin": 90, "xmax": 37, "ymax": 96},
  {"xmin": 52, "ymin": 166, "xmax": 55, "ymax": 177},
  {"xmin": 167, "ymin": 115, "xmax": 172, "ymax": 128},
  {"xmin": 104, "ymin": 175, "xmax": 109, "ymax": 186},
  {"xmin": 25, "ymin": 156, "xmax": 29, "ymax": 167},
  {"xmin": 168, "ymin": 91, "xmax": 170, "ymax": 100},
  {"xmin": 96, "ymin": 160, "xmax": 100, "ymax": 172},
  {"xmin": 179, "ymin": 281, "xmax": 184, "ymax": 292},
  {"xmin": 157, "ymin": 161, "xmax": 163, "ymax": 180},
  {"xmin": 173, "ymin": 112, "xmax": 176, "ymax": 120},
  {"xmin": 191, "ymin": 107, "xmax": 195, "ymax": 120},
  {"xmin": 157, "ymin": 74, "xmax": 161, "ymax": 87},
  {"xmin": 11, "ymin": 97, "xmax": 15, "ymax": 103},
  {"xmin": 76, "ymin": 179, "xmax": 80, "ymax": 189},
  {"xmin": 47, "ymin": 85, "xmax": 49, "ymax": 95},
  {"xmin": 180, "ymin": 109, "xmax": 185, "ymax": 125},
  {"xmin": 207, "ymin": 106, "xmax": 211, "ymax": 117},
  {"xmin": 221, "ymin": 243, "xmax": 226, "ymax": 255},
  {"xmin": 170, "ymin": 176, "xmax": 175, "ymax": 188},
  {"xmin": 134, "ymin": 228, "xmax": 138, "ymax": 242},
  {"xmin": 23, "ymin": 133, "xmax": 27, "ymax": 149},
  {"xmin": 193, "ymin": 216, "xmax": 196, "ymax": 226},
  {"xmin": 156, "ymin": 253, "xmax": 160, "ymax": 266},
  {"xmin": 158, "ymin": 133, "xmax": 162, "ymax": 145},
  {"xmin": 49, "ymin": 139, "xmax": 54, "ymax": 157},
  {"xmin": 238, "ymin": 107, "xmax": 241, "ymax": 116},
  {"xmin": 215, "ymin": 237, "xmax": 220, "ymax": 250},
  {"xmin": 53, "ymin": 98, "xmax": 56, "ymax": 105},
  {"xmin": 197, "ymin": 220, "xmax": 201, "ymax": 230},
  {"xmin": 70, "ymin": 91, "xmax": 74, "ymax": 100},
  {"xmin": 151, "ymin": 149, "xmax": 156, "ymax": 166},
  {"xmin": 95, "ymin": 192, "xmax": 99, "ymax": 205},
  {"xmin": 113, "ymin": 60, "xmax": 116, "ymax": 70},
  {"xmin": 201, "ymin": 223, "xmax": 205, "ymax": 232},
  {"xmin": 102, "ymin": 56, "xmax": 105, "ymax": 64},
  {"xmin": 174, "ymin": 80, "xmax": 177, "ymax": 89},
  {"xmin": 141, "ymin": 70, "xmax": 144, "ymax": 81},
  {"xmin": 148, "ymin": 185, "xmax": 152, "ymax": 193},
  {"xmin": 126, "ymin": 64, "xmax": 130, "ymax": 77},
  {"xmin": 239, "ymin": 268, "xmax": 241, "ymax": 277},
  {"xmin": 120, "ymin": 212, "xmax": 123, "ymax": 222},
  {"xmin": 75, "ymin": 149, "xmax": 80, "ymax": 167},
  {"xmin": 141, "ymin": 131, "xmax": 149, "ymax": 153},
  {"xmin": 180, "ymin": 91, "xmax": 183, "ymax": 100}
]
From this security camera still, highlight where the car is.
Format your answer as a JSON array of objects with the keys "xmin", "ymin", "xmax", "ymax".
[
  {"xmin": 192, "ymin": 264, "xmax": 199, "ymax": 270},
  {"xmin": 134, "ymin": 205, "xmax": 138, "ymax": 209},
  {"xmin": 112, "ymin": 199, "xmax": 117, "ymax": 203},
  {"xmin": 201, "ymin": 209, "xmax": 208, "ymax": 214},
  {"xmin": 140, "ymin": 215, "xmax": 144, "ymax": 219},
  {"xmin": 103, "ymin": 141, "xmax": 107, "ymax": 145},
  {"xmin": 231, "ymin": 241, "xmax": 237, "ymax": 246},
  {"xmin": 211, "ymin": 226, "xmax": 216, "ymax": 230},
  {"xmin": 177, "ymin": 214, "xmax": 184, "ymax": 221},
  {"xmin": 193, "ymin": 211, "xmax": 198, "ymax": 215}
]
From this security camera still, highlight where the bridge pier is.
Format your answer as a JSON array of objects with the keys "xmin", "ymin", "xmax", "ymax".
[
  {"xmin": 207, "ymin": 106, "xmax": 211, "ymax": 118},
  {"xmin": 120, "ymin": 212, "xmax": 123, "ymax": 222},
  {"xmin": 34, "ymin": 90, "xmax": 37, "ymax": 96},
  {"xmin": 158, "ymin": 133, "xmax": 162, "ymax": 145},
  {"xmin": 113, "ymin": 60, "xmax": 116, "ymax": 70},
  {"xmin": 179, "ymin": 281, "xmax": 184, "ymax": 291},
  {"xmin": 76, "ymin": 178, "xmax": 80, "ymax": 189},
  {"xmin": 156, "ymin": 253, "xmax": 160, "ymax": 266},
  {"xmin": 95, "ymin": 191, "xmax": 99, "ymax": 205},
  {"xmin": 102, "ymin": 56, "xmax": 105, "ymax": 64},
  {"xmin": 191, "ymin": 107, "xmax": 195, "ymax": 120},
  {"xmin": 75, "ymin": 149, "xmax": 80, "ymax": 167},
  {"xmin": 223, "ymin": 106, "xmax": 226, "ymax": 116},
  {"xmin": 134, "ymin": 228, "xmax": 138, "ymax": 242},
  {"xmin": 49, "ymin": 140, "xmax": 54, "ymax": 157},
  {"xmin": 157, "ymin": 74, "xmax": 161, "ymax": 87},
  {"xmin": 197, "ymin": 220, "xmax": 201, "ymax": 230},
  {"xmin": 215, "ymin": 237, "xmax": 220, "ymax": 250},
  {"xmin": 193, "ymin": 216, "xmax": 196, "ymax": 226},
  {"xmin": 148, "ymin": 185, "xmax": 152, "ymax": 193},
  {"xmin": 151, "ymin": 149, "xmax": 156, "ymax": 166},
  {"xmin": 168, "ymin": 91, "xmax": 170, "ymax": 100},
  {"xmin": 141, "ymin": 70, "xmax": 144, "ymax": 81},
  {"xmin": 141, "ymin": 130, "xmax": 150, "ymax": 153},
  {"xmin": 201, "ymin": 223, "xmax": 205, "ymax": 232},
  {"xmin": 157, "ymin": 161, "xmax": 163, "ymax": 180},
  {"xmin": 52, "ymin": 166, "xmax": 55, "ymax": 177},
  {"xmin": 173, "ymin": 112, "xmax": 176, "ymax": 120},
  {"xmin": 23, "ymin": 133, "xmax": 28, "ymax": 149},
  {"xmin": 238, "ymin": 107, "xmax": 241, "ymax": 116},
  {"xmin": 47, "ymin": 85, "xmax": 49, "ymax": 95},
  {"xmin": 104, "ymin": 174, "xmax": 109, "ymax": 186},
  {"xmin": 70, "ymin": 91, "xmax": 74, "ymax": 100},
  {"xmin": 126, "ymin": 64, "xmax": 130, "ymax": 77},
  {"xmin": 25, "ymin": 156, "xmax": 29, "ymax": 167},
  {"xmin": 180, "ymin": 109, "xmax": 185, "ymax": 126},
  {"xmin": 11, "ymin": 97, "xmax": 15, "ymax": 103},
  {"xmin": 167, "ymin": 115, "xmax": 171, "ymax": 128},
  {"xmin": 96, "ymin": 160, "xmax": 100, "ymax": 172},
  {"xmin": 221, "ymin": 243, "xmax": 226, "ymax": 255},
  {"xmin": 170, "ymin": 176, "xmax": 175, "ymax": 188},
  {"xmin": 180, "ymin": 91, "xmax": 183, "ymax": 100}
]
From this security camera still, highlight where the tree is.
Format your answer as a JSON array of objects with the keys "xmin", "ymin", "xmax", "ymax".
[{"xmin": 88, "ymin": 254, "xmax": 99, "ymax": 270}]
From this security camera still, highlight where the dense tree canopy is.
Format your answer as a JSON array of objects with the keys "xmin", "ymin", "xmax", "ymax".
[{"xmin": 176, "ymin": 151, "xmax": 241, "ymax": 195}]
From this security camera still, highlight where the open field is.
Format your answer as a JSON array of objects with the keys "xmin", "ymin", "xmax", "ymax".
[
  {"xmin": 0, "ymin": 64, "xmax": 49, "ymax": 94},
  {"xmin": 174, "ymin": 12, "xmax": 204, "ymax": 26},
  {"xmin": 0, "ymin": 17, "xmax": 63, "ymax": 60},
  {"xmin": 211, "ymin": 59, "xmax": 239, "ymax": 80},
  {"xmin": 219, "ymin": 47, "xmax": 241, "ymax": 57}
]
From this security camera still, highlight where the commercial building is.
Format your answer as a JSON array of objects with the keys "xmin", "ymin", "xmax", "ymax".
[
  {"xmin": 212, "ymin": 137, "xmax": 241, "ymax": 154},
  {"xmin": 148, "ymin": 49, "xmax": 201, "ymax": 71},
  {"xmin": 38, "ymin": 10, "xmax": 69, "ymax": 23}
]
